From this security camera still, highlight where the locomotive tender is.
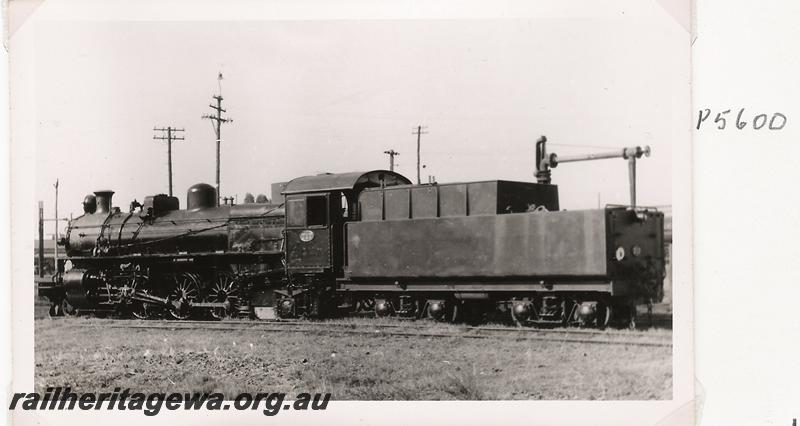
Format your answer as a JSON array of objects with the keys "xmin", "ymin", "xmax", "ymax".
[{"xmin": 40, "ymin": 138, "xmax": 665, "ymax": 328}]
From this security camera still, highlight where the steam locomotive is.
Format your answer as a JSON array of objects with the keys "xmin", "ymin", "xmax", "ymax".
[{"xmin": 39, "ymin": 138, "xmax": 665, "ymax": 328}]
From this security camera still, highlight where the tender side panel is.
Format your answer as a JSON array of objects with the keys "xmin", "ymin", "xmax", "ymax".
[
  {"xmin": 357, "ymin": 180, "xmax": 560, "ymax": 222},
  {"xmin": 346, "ymin": 210, "xmax": 607, "ymax": 278}
]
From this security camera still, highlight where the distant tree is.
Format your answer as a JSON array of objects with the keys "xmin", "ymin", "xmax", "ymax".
[
  {"xmin": 255, "ymin": 194, "xmax": 269, "ymax": 203},
  {"xmin": 243, "ymin": 193, "xmax": 255, "ymax": 204}
]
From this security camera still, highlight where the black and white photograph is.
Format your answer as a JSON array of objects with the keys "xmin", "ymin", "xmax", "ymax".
[{"xmin": 7, "ymin": 0, "xmax": 696, "ymax": 424}]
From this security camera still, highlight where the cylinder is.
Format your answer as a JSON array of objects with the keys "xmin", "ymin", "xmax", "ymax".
[{"xmin": 64, "ymin": 269, "xmax": 100, "ymax": 308}]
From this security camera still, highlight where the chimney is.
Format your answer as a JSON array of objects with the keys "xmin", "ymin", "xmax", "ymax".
[{"xmin": 94, "ymin": 190, "xmax": 115, "ymax": 214}]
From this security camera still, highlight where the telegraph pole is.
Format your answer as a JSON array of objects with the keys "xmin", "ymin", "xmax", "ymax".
[
  {"xmin": 412, "ymin": 125, "xmax": 428, "ymax": 184},
  {"xmin": 383, "ymin": 149, "xmax": 399, "ymax": 172},
  {"xmin": 38, "ymin": 201, "xmax": 44, "ymax": 277},
  {"xmin": 53, "ymin": 179, "xmax": 58, "ymax": 270},
  {"xmin": 202, "ymin": 73, "xmax": 232, "ymax": 206},
  {"xmin": 153, "ymin": 126, "xmax": 185, "ymax": 196}
]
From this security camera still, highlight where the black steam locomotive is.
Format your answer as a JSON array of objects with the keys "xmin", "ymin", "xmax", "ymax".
[{"xmin": 39, "ymin": 139, "xmax": 665, "ymax": 328}]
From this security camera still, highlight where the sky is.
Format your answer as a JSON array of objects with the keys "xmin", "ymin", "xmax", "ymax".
[{"xmin": 17, "ymin": 4, "xmax": 689, "ymax": 230}]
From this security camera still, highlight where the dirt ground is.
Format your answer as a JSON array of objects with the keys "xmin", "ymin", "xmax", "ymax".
[{"xmin": 33, "ymin": 299, "xmax": 672, "ymax": 400}]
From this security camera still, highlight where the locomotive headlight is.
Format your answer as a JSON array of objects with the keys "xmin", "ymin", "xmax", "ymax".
[
  {"xmin": 299, "ymin": 230, "xmax": 315, "ymax": 242},
  {"xmin": 631, "ymin": 245, "xmax": 643, "ymax": 257},
  {"xmin": 615, "ymin": 246, "xmax": 626, "ymax": 261}
]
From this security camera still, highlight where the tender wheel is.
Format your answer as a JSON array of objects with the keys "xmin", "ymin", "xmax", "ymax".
[
  {"xmin": 374, "ymin": 299, "xmax": 395, "ymax": 317},
  {"xmin": 427, "ymin": 299, "xmax": 460, "ymax": 323},
  {"xmin": 168, "ymin": 273, "xmax": 200, "ymax": 320},
  {"xmin": 562, "ymin": 300, "xmax": 576, "ymax": 328},
  {"xmin": 627, "ymin": 302, "xmax": 638, "ymax": 330},
  {"xmin": 597, "ymin": 303, "xmax": 613, "ymax": 330},
  {"xmin": 354, "ymin": 297, "xmax": 375, "ymax": 315},
  {"xmin": 207, "ymin": 272, "xmax": 240, "ymax": 320},
  {"xmin": 447, "ymin": 301, "xmax": 460, "ymax": 323},
  {"xmin": 510, "ymin": 300, "xmax": 534, "ymax": 327},
  {"xmin": 508, "ymin": 303, "xmax": 531, "ymax": 327},
  {"xmin": 575, "ymin": 301, "xmax": 612, "ymax": 329}
]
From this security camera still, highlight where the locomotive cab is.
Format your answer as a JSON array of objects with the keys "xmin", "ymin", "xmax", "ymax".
[
  {"xmin": 282, "ymin": 170, "xmax": 411, "ymax": 277},
  {"xmin": 284, "ymin": 192, "xmax": 341, "ymax": 274}
]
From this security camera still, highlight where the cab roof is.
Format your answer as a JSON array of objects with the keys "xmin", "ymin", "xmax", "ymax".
[{"xmin": 282, "ymin": 170, "xmax": 412, "ymax": 195}]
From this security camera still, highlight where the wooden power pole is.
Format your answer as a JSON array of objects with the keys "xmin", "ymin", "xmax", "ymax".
[
  {"xmin": 202, "ymin": 73, "xmax": 232, "ymax": 206},
  {"xmin": 383, "ymin": 149, "xmax": 399, "ymax": 171},
  {"xmin": 412, "ymin": 125, "xmax": 428, "ymax": 184},
  {"xmin": 53, "ymin": 179, "xmax": 58, "ymax": 270},
  {"xmin": 38, "ymin": 201, "xmax": 44, "ymax": 277},
  {"xmin": 153, "ymin": 126, "xmax": 185, "ymax": 196}
]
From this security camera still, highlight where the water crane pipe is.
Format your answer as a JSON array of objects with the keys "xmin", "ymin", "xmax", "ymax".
[{"xmin": 534, "ymin": 135, "xmax": 651, "ymax": 208}]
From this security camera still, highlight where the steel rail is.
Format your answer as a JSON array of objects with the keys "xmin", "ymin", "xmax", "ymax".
[
  {"xmin": 59, "ymin": 317, "xmax": 671, "ymax": 339},
  {"xmin": 46, "ymin": 316, "xmax": 672, "ymax": 339},
  {"xmin": 65, "ymin": 320, "xmax": 672, "ymax": 348}
]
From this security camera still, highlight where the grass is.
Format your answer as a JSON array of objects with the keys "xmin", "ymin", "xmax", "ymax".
[{"xmin": 34, "ymin": 311, "xmax": 672, "ymax": 400}]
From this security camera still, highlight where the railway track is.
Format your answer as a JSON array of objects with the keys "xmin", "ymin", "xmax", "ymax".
[{"xmin": 61, "ymin": 318, "xmax": 672, "ymax": 348}]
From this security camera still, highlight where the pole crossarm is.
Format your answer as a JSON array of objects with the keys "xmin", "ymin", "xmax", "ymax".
[
  {"xmin": 383, "ymin": 149, "xmax": 400, "ymax": 172},
  {"xmin": 153, "ymin": 126, "xmax": 186, "ymax": 196},
  {"xmin": 202, "ymin": 78, "xmax": 232, "ymax": 206}
]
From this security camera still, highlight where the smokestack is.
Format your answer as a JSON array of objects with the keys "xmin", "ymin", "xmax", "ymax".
[{"xmin": 94, "ymin": 190, "xmax": 115, "ymax": 214}]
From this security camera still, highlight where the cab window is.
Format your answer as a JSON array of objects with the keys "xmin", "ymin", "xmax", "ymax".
[
  {"xmin": 286, "ymin": 197, "xmax": 306, "ymax": 227},
  {"xmin": 306, "ymin": 195, "xmax": 328, "ymax": 226}
]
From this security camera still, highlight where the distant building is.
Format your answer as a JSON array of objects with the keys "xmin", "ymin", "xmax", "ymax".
[
  {"xmin": 660, "ymin": 206, "xmax": 672, "ymax": 304},
  {"xmin": 34, "ymin": 238, "xmax": 58, "ymax": 276},
  {"xmin": 271, "ymin": 182, "xmax": 288, "ymax": 204}
]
